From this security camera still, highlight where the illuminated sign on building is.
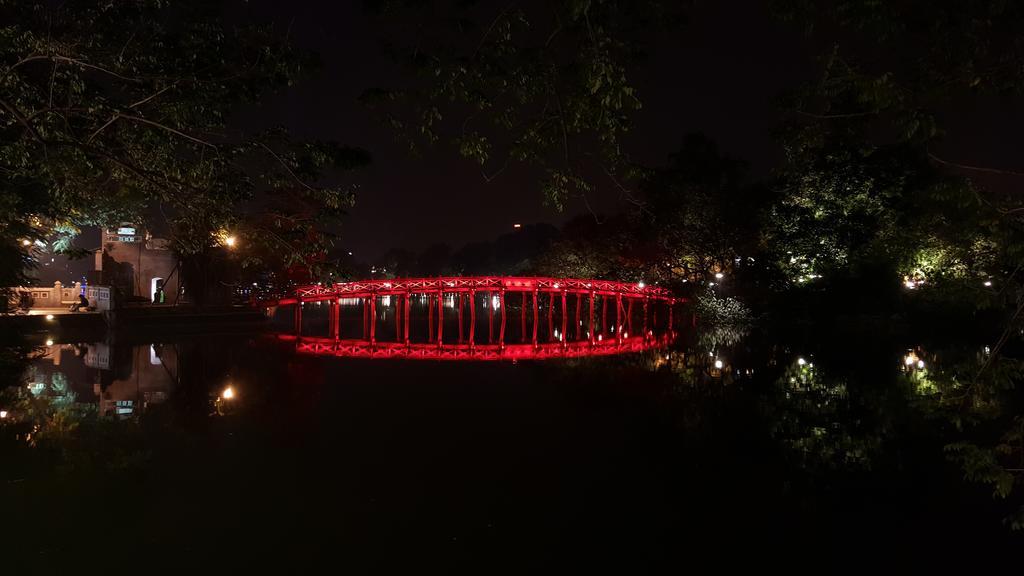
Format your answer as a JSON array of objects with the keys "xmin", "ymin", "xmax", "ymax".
[{"xmin": 105, "ymin": 225, "xmax": 141, "ymax": 243}]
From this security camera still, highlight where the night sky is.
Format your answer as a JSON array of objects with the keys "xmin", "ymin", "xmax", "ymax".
[
  {"xmin": 227, "ymin": 0, "xmax": 813, "ymax": 261},
  {"xmin": 38, "ymin": 0, "xmax": 1024, "ymax": 283}
]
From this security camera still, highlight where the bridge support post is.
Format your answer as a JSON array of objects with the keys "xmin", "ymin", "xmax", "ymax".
[
  {"xmin": 589, "ymin": 292, "xmax": 595, "ymax": 345},
  {"xmin": 643, "ymin": 297, "xmax": 649, "ymax": 342},
  {"xmin": 627, "ymin": 298, "xmax": 634, "ymax": 337},
  {"xmin": 395, "ymin": 295, "xmax": 402, "ymax": 342},
  {"xmin": 532, "ymin": 289, "xmax": 539, "ymax": 347},
  {"xmin": 498, "ymin": 289, "xmax": 506, "ymax": 349},
  {"xmin": 364, "ymin": 297, "xmax": 372, "ymax": 338},
  {"xmin": 428, "ymin": 294, "xmax": 434, "ymax": 342},
  {"xmin": 668, "ymin": 299, "xmax": 674, "ymax": 332},
  {"xmin": 369, "ymin": 295, "xmax": 376, "ymax": 344},
  {"xmin": 469, "ymin": 289, "xmax": 476, "ymax": 348},
  {"xmin": 331, "ymin": 300, "xmax": 340, "ymax": 340},
  {"xmin": 294, "ymin": 302, "xmax": 303, "ymax": 336}
]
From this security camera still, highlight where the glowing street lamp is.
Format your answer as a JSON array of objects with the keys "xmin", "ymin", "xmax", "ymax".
[
  {"xmin": 21, "ymin": 239, "xmax": 31, "ymax": 246},
  {"xmin": 224, "ymin": 235, "xmax": 237, "ymax": 248},
  {"xmin": 0, "ymin": 410, "xmax": 7, "ymax": 419},
  {"xmin": 221, "ymin": 386, "xmax": 235, "ymax": 400}
]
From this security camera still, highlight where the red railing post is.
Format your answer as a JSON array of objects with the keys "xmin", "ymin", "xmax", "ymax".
[
  {"xmin": 331, "ymin": 299, "xmax": 340, "ymax": 340},
  {"xmin": 498, "ymin": 289, "xmax": 506, "ymax": 349},
  {"xmin": 589, "ymin": 291, "xmax": 595, "ymax": 345},
  {"xmin": 404, "ymin": 292, "xmax": 411, "ymax": 345},
  {"xmin": 627, "ymin": 297, "xmax": 634, "ymax": 337},
  {"xmin": 437, "ymin": 289, "xmax": 444, "ymax": 346},
  {"xmin": 643, "ymin": 297, "xmax": 649, "ymax": 342},
  {"xmin": 532, "ymin": 288, "xmax": 539, "ymax": 347},
  {"xmin": 395, "ymin": 295, "xmax": 402, "ymax": 342},
  {"xmin": 468, "ymin": 289, "xmax": 476, "ymax": 347},
  {"xmin": 361, "ymin": 297, "xmax": 368, "ymax": 339}
]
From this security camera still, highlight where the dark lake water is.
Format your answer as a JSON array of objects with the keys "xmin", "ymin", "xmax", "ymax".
[{"xmin": 2, "ymin": 310, "xmax": 1023, "ymax": 570}]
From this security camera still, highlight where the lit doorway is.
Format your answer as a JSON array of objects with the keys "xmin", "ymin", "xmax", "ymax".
[{"xmin": 150, "ymin": 277, "xmax": 164, "ymax": 303}]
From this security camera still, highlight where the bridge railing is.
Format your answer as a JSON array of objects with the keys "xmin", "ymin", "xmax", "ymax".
[{"xmin": 289, "ymin": 276, "xmax": 675, "ymax": 301}]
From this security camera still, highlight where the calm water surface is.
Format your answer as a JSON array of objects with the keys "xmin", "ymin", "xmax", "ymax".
[{"xmin": 2, "ymin": 315, "xmax": 1022, "ymax": 570}]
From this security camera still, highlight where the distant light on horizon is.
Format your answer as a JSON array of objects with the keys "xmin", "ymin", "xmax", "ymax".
[
  {"xmin": 984, "ymin": 280, "xmax": 992, "ymax": 287},
  {"xmin": 513, "ymin": 223, "xmax": 522, "ymax": 229}
]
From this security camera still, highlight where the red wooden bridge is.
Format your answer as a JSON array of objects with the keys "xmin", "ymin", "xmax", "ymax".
[{"xmin": 266, "ymin": 276, "xmax": 682, "ymax": 360}]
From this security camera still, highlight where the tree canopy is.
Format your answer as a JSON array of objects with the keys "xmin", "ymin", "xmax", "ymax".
[{"xmin": 0, "ymin": 0, "xmax": 368, "ymax": 290}]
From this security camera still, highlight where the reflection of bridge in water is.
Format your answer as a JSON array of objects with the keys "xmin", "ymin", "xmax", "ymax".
[{"xmin": 267, "ymin": 276, "xmax": 683, "ymax": 360}]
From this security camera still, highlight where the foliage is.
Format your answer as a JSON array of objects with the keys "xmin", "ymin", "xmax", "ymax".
[
  {"xmin": 0, "ymin": 0, "xmax": 367, "ymax": 288},
  {"xmin": 693, "ymin": 289, "xmax": 751, "ymax": 325},
  {"xmin": 641, "ymin": 134, "xmax": 766, "ymax": 285},
  {"xmin": 363, "ymin": 0, "xmax": 687, "ymax": 211},
  {"xmin": 765, "ymin": 0, "xmax": 1024, "ymax": 298}
]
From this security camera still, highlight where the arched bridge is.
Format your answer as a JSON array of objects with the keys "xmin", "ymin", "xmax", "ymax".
[{"xmin": 266, "ymin": 276, "xmax": 683, "ymax": 360}]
